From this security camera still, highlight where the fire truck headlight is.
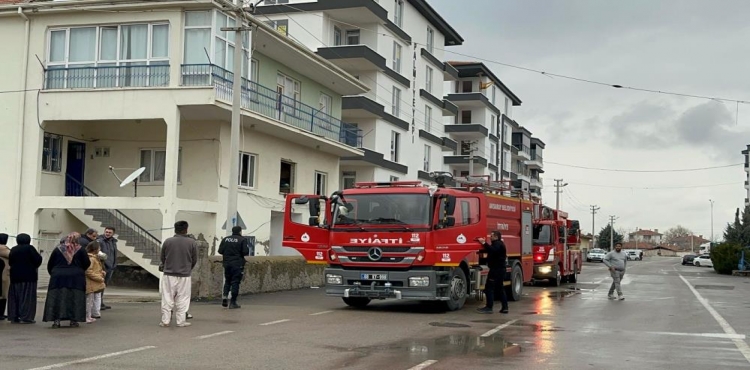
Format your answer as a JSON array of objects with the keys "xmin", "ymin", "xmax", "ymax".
[
  {"xmin": 538, "ymin": 266, "xmax": 552, "ymax": 275},
  {"xmin": 326, "ymin": 274, "xmax": 343, "ymax": 285},
  {"xmin": 408, "ymin": 276, "xmax": 430, "ymax": 287}
]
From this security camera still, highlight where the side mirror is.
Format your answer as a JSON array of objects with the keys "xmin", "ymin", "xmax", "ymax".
[
  {"xmin": 309, "ymin": 199, "xmax": 321, "ymax": 217},
  {"xmin": 345, "ymin": 203, "xmax": 354, "ymax": 211},
  {"xmin": 294, "ymin": 196, "xmax": 310, "ymax": 205},
  {"xmin": 308, "ymin": 216, "xmax": 319, "ymax": 226},
  {"xmin": 445, "ymin": 216, "xmax": 456, "ymax": 227},
  {"xmin": 445, "ymin": 195, "xmax": 456, "ymax": 215}
]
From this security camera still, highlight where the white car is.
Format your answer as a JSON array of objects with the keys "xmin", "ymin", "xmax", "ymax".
[
  {"xmin": 587, "ymin": 249, "xmax": 606, "ymax": 262},
  {"xmin": 693, "ymin": 255, "xmax": 713, "ymax": 267}
]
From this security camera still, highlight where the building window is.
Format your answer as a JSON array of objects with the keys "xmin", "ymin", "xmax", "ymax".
[
  {"xmin": 280, "ymin": 160, "xmax": 295, "ymax": 194},
  {"xmin": 461, "ymin": 110, "xmax": 472, "ymax": 124},
  {"xmin": 250, "ymin": 58, "xmax": 259, "ymax": 82},
  {"xmin": 333, "ymin": 26, "xmax": 342, "ymax": 46},
  {"xmin": 342, "ymin": 171, "xmax": 356, "ymax": 189},
  {"xmin": 46, "ymin": 23, "xmax": 170, "ymax": 89},
  {"xmin": 239, "ymin": 152, "xmax": 257, "ymax": 188},
  {"xmin": 425, "ymin": 66, "xmax": 433, "ymax": 93},
  {"xmin": 346, "ymin": 30, "xmax": 360, "ymax": 45},
  {"xmin": 183, "ymin": 11, "xmax": 255, "ymax": 82},
  {"xmin": 277, "ymin": 73, "xmax": 301, "ymax": 111},
  {"xmin": 505, "ymin": 97, "xmax": 510, "ymax": 116},
  {"xmin": 392, "ymin": 87, "xmax": 401, "ymax": 117},
  {"xmin": 314, "ymin": 171, "xmax": 327, "ymax": 196},
  {"xmin": 490, "ymin": 143, "xmax": 496, "ymax": 164},
  {"xmin": 390, "ymin": 176, "xmax": 400, "ymax": 182},
  {"xmin": 319, "ymin": 93, "xmax": 332, "ymax": 115},
  {"xmin": 490, "ymin": 114, "xmax": 497, "ymax": 135},
  {"xmin": 424, "ymin": 105, "xmax": 432, "ymax": 132},
  {"xmin": 426, "ymin": 27, "xmax": 434, "ymax": 54},
  {"xmin": 392, "ymin": 42, "xmax": 402, "ymax": 73},
  {"xmin": 462, "ymin": 80, "xmax": 472, "ymax": 93},
  {"xmin": 42, "ymin": 133, "xmax": 63, "ymax": 172},
  {"xmin": 394, "ymin": 0, "xmax": 404, "ymax": 28},
  {"xmin": 491, "ymin": 86, "xmax": 496, "ymax": 106},
  {"xmin": 460, "ymin": 141, "xmax": 474, "ymax": 156},
  {"xmin": 423, "ymin": 145, "xmax": 431, "ymax": 172},
  {"xmin": 264, "ymin": 19, "xmax": 289, "ymax": 36},
  {"xmin": 503, "ymin": 123, "xmax": 511, "ymax": 144},
  {"xmin": 184, "ymin": 11, "xmax": 211, "ymax": 65},
  {"xmin": 390, "ymin": 131, "xmax": 400, "ymax": 162},
  {"xmin": 139, "ymin": 148, "xmax": 182, "ymax": 183}
]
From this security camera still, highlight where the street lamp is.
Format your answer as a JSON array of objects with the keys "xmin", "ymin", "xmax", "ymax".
[{"xmin": 709, "ymin": 199, "xmax": 715, "ymax": 242}]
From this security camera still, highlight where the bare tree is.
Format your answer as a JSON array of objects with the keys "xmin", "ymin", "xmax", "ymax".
[{"xmin": 664, "ymin": 225, "xmax": 693, "ymax": 244}]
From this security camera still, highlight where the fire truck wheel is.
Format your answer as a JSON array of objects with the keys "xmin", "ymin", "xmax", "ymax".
[
  {"xmin": 568, "ymin": 267, "xmax": 578, "ymax": 283},
  {"xmin": 443, "ymin": 268, "xmax": 468, "ymax": 311},
  {"xmin": 342, "ymin": 297, "xmax": 371, "ymax": 308},
  {"xmin": 550, "ymin": 266, "xmax": 562, "ymax": 287},
  {"xmin": 506, "ymin": 264, "xmax": 523, "ymax": 301}
]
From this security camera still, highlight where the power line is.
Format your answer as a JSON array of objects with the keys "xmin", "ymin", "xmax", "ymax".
[
  {"xmin": 567, "ymin": 181, "xmax": 741, "ymax": 190},
  {"xmin": 271, "ymin": 3, "xmax": 750, "ymax": 105},
  {"xmin": 545, "ymin": 161, "xmax": 743, "ymax": 173}
]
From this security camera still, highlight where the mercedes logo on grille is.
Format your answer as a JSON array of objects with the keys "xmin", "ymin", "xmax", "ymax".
[{"xmin": 368, "ymin": 247, "xmax": 383, "ymax": 261}]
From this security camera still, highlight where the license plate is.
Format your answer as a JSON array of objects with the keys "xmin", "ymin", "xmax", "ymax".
[{"xmin": 361, "ymin": 273, "xmax": 388, "ymax": 280}]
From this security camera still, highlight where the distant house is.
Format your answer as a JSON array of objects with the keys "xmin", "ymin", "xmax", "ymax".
[
  {"xmin": 669, "ymin": 235, "xmax": 710, "ymax": 251},
  {"xmin": 628, "ymin": 229, "xmax": 663, "ymax": 245}
]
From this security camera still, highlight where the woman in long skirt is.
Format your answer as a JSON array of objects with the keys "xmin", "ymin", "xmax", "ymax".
[
  {"xmin": 43, "ymin": 232, "xmax": 91, "ymax": 328},
  {"xmin": 7, "ymin": 233, "xmax": 43, "ymax": 323}
]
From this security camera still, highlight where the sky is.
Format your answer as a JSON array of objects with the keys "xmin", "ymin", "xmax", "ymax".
[{"xmin": 430, "ymin": 0, "xmax": 750, "ymax": 241}]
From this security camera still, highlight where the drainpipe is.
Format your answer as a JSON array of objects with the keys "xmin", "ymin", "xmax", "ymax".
[{"xmin": 14, "ymin": 6, "xmax": 30, "ymax": 233}]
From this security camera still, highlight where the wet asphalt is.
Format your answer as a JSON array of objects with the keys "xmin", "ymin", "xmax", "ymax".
[{"xmin": 2, "ymin": 257, "xmax": 750, "ymax": 370}]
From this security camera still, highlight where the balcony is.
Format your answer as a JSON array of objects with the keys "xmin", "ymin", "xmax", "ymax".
[
  {"xmin": 526, "ymin": 150, "xmax": 543, "ymax": 169},
  {"xmin": 44, "ymin": 64, "xmax": 170, "ymax": 90},
  {"xmin": 513, "ymin": 144, "xmax": 531, "ymax": 160},
  {"xmin": 530, "ymin": 177, "xmax": 542, "ymax": 189},
  {"xmin": 745, "ymin": 180, "xmax": 749, "ymax": 189},
  {"xmin": 317, "ymin": 45, "xmax": 409, "ymax": 88},
  {"xmin": 180, "ymin": 64, "xmax": 362, "ymax": 148},
  {"xmin": 444, "ymin": 123, "xmax": 488, "ymax": 139},
  {"xmin": 444, "ymin": 155, "xmax": 488, "ymax": 170},
  {"xmin": 445, "ymin": 92, "xmax": 500, "ymax": 115}
]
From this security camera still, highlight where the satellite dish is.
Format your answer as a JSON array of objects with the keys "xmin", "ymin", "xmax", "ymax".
[{"xmin": 119, "ymin": 167, "xmax": 146, "ymax": 197}]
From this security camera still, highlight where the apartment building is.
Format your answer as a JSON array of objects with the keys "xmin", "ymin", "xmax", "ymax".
[
  {"xmin": 443, "ymin": 62, "xmax": 521, "ymax": 184},
  {"xmin": 0, "ymin": 0, "xmax": 369, "ymax": 276},
  {"xmin": 744, "ymin": 144, "xmax": 749, "ymax": 207},
  {"xmin": 502, "ymin": 113, "xmax": 544, "ymax": 200},
  {"xmin": 258, "ymin": 0, "xmax": 464, "ymax": 186}
]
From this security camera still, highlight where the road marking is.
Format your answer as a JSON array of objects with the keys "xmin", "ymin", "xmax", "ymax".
[
  {"xmin": 195, "ymin": 331, "xmax": 234, "ymax": 339},
  {"xmin": 27, "ymin": 346, "xmax": 157, "ymax": 370},
  {"xmin": 480, "ymin": 319, "xmax": 519, "ymax": 338},
  {"xmin": 407, "ymin": 359, "xmax": 438, "ymax": 370},
  {"xmin": 259, "ymin": 319, "xmax": 290, "ymax": 326},
  {"xmin": 678, "ymin": 274, "xmax": 750, "ymax": 363},
  {"xmin": 309, "ymin": 310, "xmax": 333, "ymax": 316},
  {"xmin": 650, "ymin": 331, "xmax": 746, "ymax": 340}
]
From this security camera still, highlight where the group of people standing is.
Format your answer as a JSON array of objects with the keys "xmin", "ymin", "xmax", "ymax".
[{"xmin": 0, "ymin": 227, "xmax": 118, "ymax": 327}]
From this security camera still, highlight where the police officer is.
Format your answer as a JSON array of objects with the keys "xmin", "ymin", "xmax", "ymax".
[
  {"xmin": 218, "ymin": 226, "xmax": 251, "ymax": 309},
  {"xmin": 477, "ymin": 230, "xmax": 509, "ymax": 314}
]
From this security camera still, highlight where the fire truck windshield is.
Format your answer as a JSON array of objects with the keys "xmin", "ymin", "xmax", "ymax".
[
  {"xmin": 533, "ymin": 224, "xmax": 554, "ymax": 245},
  {"xmin": 334, "ymin": 193, "xmax": 431, "ymax": 228}
]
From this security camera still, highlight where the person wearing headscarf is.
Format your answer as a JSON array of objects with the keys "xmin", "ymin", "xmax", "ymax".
[
  {"xmin": 7, "ymin": 233, "xmax": 43, "ymax": 323},
  {"xmin": 0, "ymin": 233, "xmax": 10, "ymax": 320},
  {"xmin": 43, "ymin": 232, "xmax": 91, "ymax": 328}
]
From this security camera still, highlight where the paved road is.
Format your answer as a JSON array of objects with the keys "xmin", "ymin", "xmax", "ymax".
[{"xmin": 2, "ymin": 257, "xmax": 750, "ymax": 370}]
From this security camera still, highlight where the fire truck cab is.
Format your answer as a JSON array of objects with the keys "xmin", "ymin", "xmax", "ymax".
[{"xmin": 532, "ymin": 206, "xmax": 582, "ymax": 285}]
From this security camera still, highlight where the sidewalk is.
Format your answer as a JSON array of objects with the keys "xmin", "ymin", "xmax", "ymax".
[{"xmin": 36, "ymin": 286, "xmax": 160, "ymax": 303}]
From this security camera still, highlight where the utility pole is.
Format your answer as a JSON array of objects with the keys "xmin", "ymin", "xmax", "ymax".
[
  {"xmin": 590, "ymin": 205, "xmax": 600, "ymax": 249},
  {"xmin": 554, "ymin": 179, "xmax": 568, "ymax": 214},
  {"xmin": 710, "ymin": 199, "xmax": 715, "ymax": 243},
  {"xmin": 222, "ymin": 4, "xmax": 255, "ymax": 236},
  {"xmin": 609, "ymin": 215, "xmax": 619, "ymax": 250},
  {"xmin": 468, "ymin": 140, "xmax": 478, "ymax": 176}
]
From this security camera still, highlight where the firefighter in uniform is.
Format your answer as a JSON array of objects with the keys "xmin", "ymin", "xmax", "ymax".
[
  {"xmin": 218, "ymin": 226, "xmax": 251, "ymax": 309},
  {"xmin": 477, "ymin": 230, "xmax": 509, "ymax": 314}
]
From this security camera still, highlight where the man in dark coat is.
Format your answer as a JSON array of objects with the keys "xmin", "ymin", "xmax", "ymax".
[
  {"xmin": 477, "ymin": 230, "xmax": 509, "ymax": 314},
  {"xmin": 97, "ymin": 226, "xmax": 118, "ymax": 310},
  {"xmin": 7, "ymin": 233, "xmax": 43, "ymax": 323},
  {"xmin": 79, "ymin": 228, "xmax": 98, "ymax": 249},
  {"xmin": 218, "ymin": 226, "xmax": 251, "ymax": 309}
]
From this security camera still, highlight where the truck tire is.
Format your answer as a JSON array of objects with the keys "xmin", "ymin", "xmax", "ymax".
[
  {"xmin": 568, "ymin": 267, "xmax": 578, "ymax": 283},
  {"xmin": 550, "ymin": 265, "xmax": 562, "ymax": 287},
  {"xmin": 506, "ymin": 264, "xmax": 523, "ymax": 301},
  {"xmin": 342, "ymin": 297, "xmax": 371, "ymax": 308},
  {"xmin": 443, "ymin": 268, "xmax": 468, "ymax": 311}
]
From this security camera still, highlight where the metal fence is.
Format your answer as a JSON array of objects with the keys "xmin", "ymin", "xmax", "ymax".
[
  {"xmin": 44, "ymin": 64, "xmax": 170, "ymax": 90},
  {"xmin": 180, "ymin": 64, "xmax": 362, "ymax": 148}
]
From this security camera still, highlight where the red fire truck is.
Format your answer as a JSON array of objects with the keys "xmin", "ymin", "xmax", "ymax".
[
  {"xmin": 531, "ymin": 207, "xmax": 582, "ymax": 286},
  {"xmin": 282, "ymin": 173, "xmax": 543, "ymax": 310}
]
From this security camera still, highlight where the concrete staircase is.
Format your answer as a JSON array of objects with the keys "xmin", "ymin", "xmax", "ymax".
[{"xmin": 65, "ymin": 175, "xmax": 161, "ymax": 278}]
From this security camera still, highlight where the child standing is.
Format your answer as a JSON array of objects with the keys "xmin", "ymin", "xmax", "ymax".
[{"xmin": 85, "ymin": 241, "xmax": 106, "ymax": 323}]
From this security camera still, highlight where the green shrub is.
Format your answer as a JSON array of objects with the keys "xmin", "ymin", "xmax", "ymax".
[{"xmin": 711, "ymin": 243, "xmax": 743, "ymax": 275}]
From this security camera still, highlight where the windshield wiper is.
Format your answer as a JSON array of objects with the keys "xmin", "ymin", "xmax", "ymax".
[{"xmin": 370, "ymin": 218, "xmax": 406, "ymax": 224}]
